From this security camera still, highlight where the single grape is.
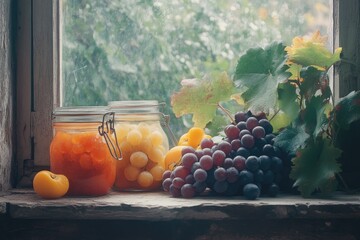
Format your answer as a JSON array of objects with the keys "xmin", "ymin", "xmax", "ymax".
[
  {"xmin": 259, "ymin": 155, "xmax": 271, "ymax": 171},
  {"xmin": 265, "ymin": 133, "xmax": 276, "ymax": 144},
  {"xmin": 213, "ymin": 181, "xmax": 228, "ymax": 194},
  {"xmin": 211, "ymin": 145, "xmax": 218, "ymax": 154},
  {"xmin": 181, "ymin": 184, "xmax": 196, "ymax": 198},
  {"xmin": 170, "ymin": 171, "xmax": 175, "ymax": 180},
  {"xmin": 252, "ymin": 126, "xmax": 266, "ymax": 139},
  {"xmin": 169, "ymin": 184, "xmax": 181, "ymax": 197},
  {"xmin": 268, "ymin": 183, "xmax": 280, "ymax": 197},
  {"xmin": 253, "ymin": 111, "xmax": 267, "ymax": 120},
  {"xmin": 212, "ymin": 150, "xmax": 226, "ymax": 167},
  {"xmin": 162, "ymin": 178, "xmax": 172, "ymax": 191},
  {"xmin": 241, "ymin": 134, "xmax": 255, "ymax": 149},
  {"xmin": 243, "ymin": 183, "xmax": 260, "ymax": 200},
  {"xmin": 200, "ymin": 138, "xmax": 214, "ymax": 149},
  {"xmin": 254, "ymin": 169, "xmax": 264, "ymax": 183},
  {"xmin": 250, "ymin": 147, "xmax": 261, "ymax": 157},
  {"xmin": 226, "ymin": 167, "xmax": 239, "ymax": 183},
  {"xmin": 271, "ymin": 156, "xmax": 283, "ymax": 173},
  {"xmin": 236, "ymin": 121, "xmax": 247, "ymax": 131},
  {"xmin": 193, "ymin": 168, "xmax": 207, "ymax": 182},
  {"xmin": 202, "ymin": 148, "xmax": 212, "ymax": 156},
  {"xmin": 239, "ymin": 170, "xmax": 254, "ymax": 185},
  {"xmin": 259, "ymin": 119, "xmax": 273, "ymax": 134},
  {"xmin": 262, "ymin": 144, "xmax": 275, "ymax": 157},
  {"xmin": 263, "ymin": 170, "xmax": 274, "ymax": 185},
  {"xmin": 233, "ymin": 155, "xmax": 246, "ymax": 171},
  {"xmin": 130, "ymin": 151, "xmax": 148, "ymax": 168},
  {"xmin": 191, "ymin": 162, "xmax": 201, "ymax": 174},
  {"xmin": 239, "ymin": 129, "xmax": 251, "ymax": 139},
  {"xmin": 185, "ymin": 174, "xmax": 196, "ymax": 184},
  {"xmin": 193, "ymin": 181, "xmax": 207, "ymax": 193},
  {"xmin": 217, "ymin": 141, "xmax": 232, "ymax": 156},
  {"xmin": 236, "ymin": 147, "xmax": 250, "ymax": 158},
  {"xmin": 195, "ymin": 149, "xmax": 204, "ymax": 159},
  {"xmin": 223, "ymin": 158, "xmax": 234, "ymax": 169},
  {"xmin": 162, "ymin": 170, "xmax": 172, "ymax": 181},
  {"xmin": 206, "ymin": 168, "xmax": 216, "ymax": 187},
  {"xmin": 172, "ymin": 177, "xmax": 186, "ymax": 189},
  {"xmin": 245, "ymin": 156, "xmax": 259, "ymax": 172},
  {"xmin": 255, "ymin": 138, "xmax": 267, "ymax": 149},
  {"xmin": 181, "ymin": 146, "xmax": 196, "ymax": 156},
  {"xmin": 181, "ymin": 153, "xmax": 198, "ymax": 169},
  {"xmin": 199, "ymin": 155, "xmax": 213, "ymax": 170},
  {"xmin": 246, "ymin": 117, "xmax": 259, "ymax": 131},
  {"xmin": 173, "ymin": 165, "xmax": 190, "ymax": 179},
  {"xmin": 235, "ymin": 111, "xmax": 247, "ymax": 123},
  {"xmin": 231, "ymin": 139, "xmax": 242, "ymax": 151},
  {"xmin": 214, "ymin": 167, "xmax": 227, "ymax": 181},
  {"xmin": 225, "ymin": 124, "xmax": 240, "ymax": 140}
]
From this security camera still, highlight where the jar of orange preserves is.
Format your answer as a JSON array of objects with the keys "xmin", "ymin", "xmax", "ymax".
[
  {"xmin": 50, "ymin": 107, "xmax": 121, "ymax": 196},
  {"xmin": 109, "ymin": 101, "xmax": 175, "ymax": 191}
]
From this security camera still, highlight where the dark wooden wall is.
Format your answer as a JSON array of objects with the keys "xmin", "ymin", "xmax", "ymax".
[{"xmin": 0, "ymin": 0, "xmax": 15, "ymax": 192}]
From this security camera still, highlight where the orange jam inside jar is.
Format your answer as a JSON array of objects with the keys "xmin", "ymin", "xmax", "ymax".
[
  {"xmin": 50, "ymin": 107, "xmax": 119, "ymax": 196},
  {"xmin": 109, "ymin": 101, "xmax": 174, "ymax": 191}
]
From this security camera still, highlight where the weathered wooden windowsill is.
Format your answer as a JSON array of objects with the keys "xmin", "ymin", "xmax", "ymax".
[{"xmin": 1, "ymin": 190, "xmax": 360, "ymax": 221}]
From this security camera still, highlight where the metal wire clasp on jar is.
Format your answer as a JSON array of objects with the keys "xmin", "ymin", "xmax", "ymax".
[{"xmin": 50, "ymin": 106, "xmax": 122, "ymax": 196}]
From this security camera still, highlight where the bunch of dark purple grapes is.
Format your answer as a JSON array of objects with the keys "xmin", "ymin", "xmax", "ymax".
[{"xmin": 162, "ymin": 111, "xmax": 286, "ymax": 199}]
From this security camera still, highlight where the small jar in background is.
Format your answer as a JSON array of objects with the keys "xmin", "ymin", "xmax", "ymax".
[
  {"xmin": 50, "ymin": 107, "xmax": 119, "ymax": 196},
  {"xmin": 109, "ymin": 100, "xmax": 172, "ymax": 191}
]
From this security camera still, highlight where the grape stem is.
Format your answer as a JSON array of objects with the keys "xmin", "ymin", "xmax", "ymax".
[
  {"xmin": 269, "ymin": 108, "xmax": 280, "ymax": 122},
  {"xmin": 217, "ymin": 103, "xmax": 235, "ymax": 123}
]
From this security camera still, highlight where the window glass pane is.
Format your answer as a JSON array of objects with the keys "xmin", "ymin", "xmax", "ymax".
[{"xmin": 61, "ymin": 0, "xmax": 332, "ymax": 135}]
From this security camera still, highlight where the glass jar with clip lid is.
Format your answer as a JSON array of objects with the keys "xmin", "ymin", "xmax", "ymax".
[
  {"xmin": 108, "ymin": 100, "xmax": 177, "ymax": 191},
  {"xmin": 50, "ymin": 106, "xmax": 122, "ymax": 196}
]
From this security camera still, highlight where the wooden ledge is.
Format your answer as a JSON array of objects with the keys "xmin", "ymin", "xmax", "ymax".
[{"xmin": 1, "ymin": 190, "xmax": 360, "ymax": 221}]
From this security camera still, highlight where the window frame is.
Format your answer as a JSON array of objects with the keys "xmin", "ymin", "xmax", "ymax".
[{"xmin": 14, "ymin": 0, "xmax": 360, "ymax": 186}]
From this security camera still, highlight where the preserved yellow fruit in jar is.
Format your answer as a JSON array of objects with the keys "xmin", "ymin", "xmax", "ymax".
[{"xmin": 109, "ymin": 101, "xmax": 170, "ymax": 191}]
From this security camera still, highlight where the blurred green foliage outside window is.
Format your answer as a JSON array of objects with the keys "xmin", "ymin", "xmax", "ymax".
[{"xmin": 61, "ymin": 0, "xmax": 331, "ymax": 137}]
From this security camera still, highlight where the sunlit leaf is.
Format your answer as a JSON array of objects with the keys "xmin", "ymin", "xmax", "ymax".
[
  {"xmin": 171, "ymin": 72, "xmax": 237, "ymax": 128},
  {"xmin": 234, "ymin": 42, "xmax": 290, "ymax": 112},
  {"xmin": 290, "ymin": 137, "xmax": 342, "ymax": 197},
  {"xmin": 285, "ymin": 31, "xmax": 342, "ymax": 69},
  {"xmin": 287, "ymin": 63, "xmax": 302, "ymax": 80},
  {"xmin": 269, "ymin": 111, "xmax": 292, "ymax": 133}
]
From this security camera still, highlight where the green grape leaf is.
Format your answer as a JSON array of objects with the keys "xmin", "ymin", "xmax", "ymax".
[
  {"xmin": 287, "ymin": 63, "xmax": 302, "ymax": 80},
  {"xmin": 171, "ymin": 72, "xmax": 237, "ymax": 128},
  {"xmin": 269, "ymin": 111, "xmax": 292, "ymax": 133},
  {"xmin": 299, "ymin": 66, "xmax": 323, "ymax": 98},
  {"xmin": 333, "ymin": 91, "xmax": 360, "ymax": 130},
  {"xmin": 277, "ymin": 82, "xmax": 300, "ymax": 121},
  {"xmin": 290, "ymin": 137, "xmax": 342, "ymax": 197},
  {"xmin": 234, "ymin": 42, "xmax": 290, "ymax": 112},
  {"xmin": 206, "ymin": 115, "xmax": 228, "ymax": 137},
  {"xmin": 303, "ymin": 96, "xmax": 330, "ymax": 138},
  {"xmin": 274, "ymin": 122, "xmax": 309, "ymax": 155},
  {"xmin": 285, "ymin": 31, "xmax": 342, "ymax": 69}
]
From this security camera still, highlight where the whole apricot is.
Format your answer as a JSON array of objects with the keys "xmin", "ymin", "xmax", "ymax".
[{"xmin": 33, "ymin": 170, "xmax": 69, "ymax": 199}]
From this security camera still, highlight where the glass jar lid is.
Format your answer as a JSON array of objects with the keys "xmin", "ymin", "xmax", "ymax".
[
  {"xmin": 108, "ymin": 100, "xmax": 162, "ymax": 115},
  {"xmin": 52, "ymin": 106, "xmax": 108, "ymax": 123}
]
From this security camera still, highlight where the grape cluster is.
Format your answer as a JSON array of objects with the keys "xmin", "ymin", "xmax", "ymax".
[{"xmin": 162, "ymin": 111, "xmax": 286, "ymax": 199}]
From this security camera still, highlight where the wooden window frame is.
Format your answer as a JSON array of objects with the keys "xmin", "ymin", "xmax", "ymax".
[{"xmin": 14, "ymin": 0, "xmax": 360, "ymax": 187}]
